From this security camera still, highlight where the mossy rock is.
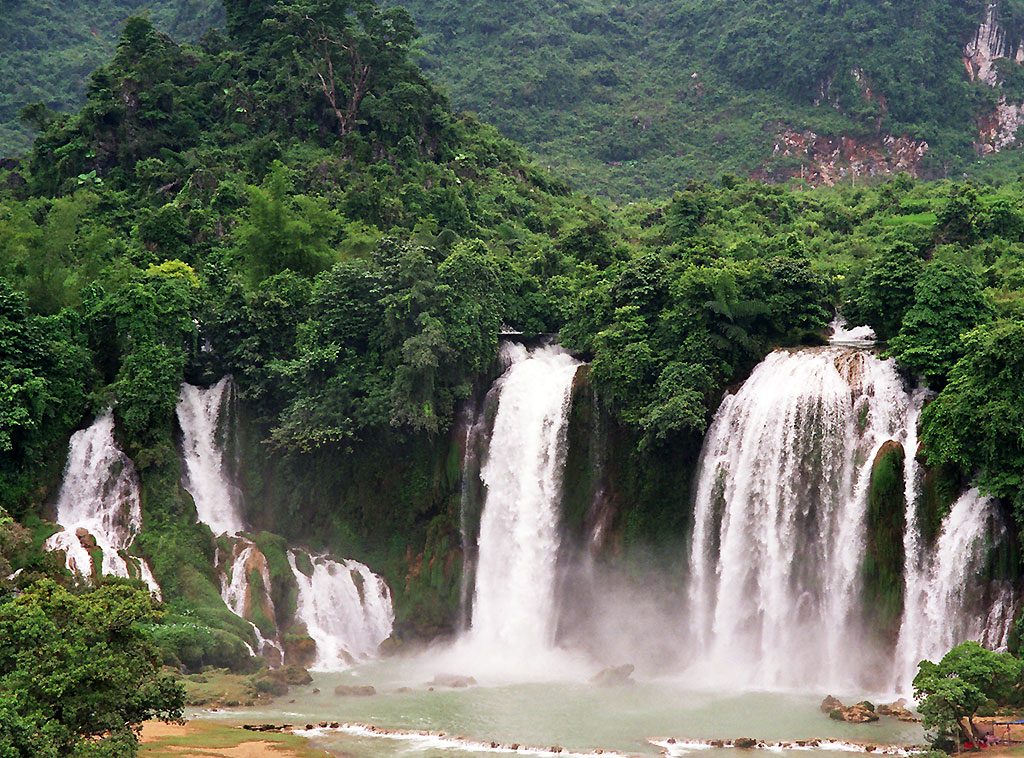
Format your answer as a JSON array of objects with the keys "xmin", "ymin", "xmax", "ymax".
[{"xmin": 862, "ymin": 440, "xmax": 906, "ymax": 641}]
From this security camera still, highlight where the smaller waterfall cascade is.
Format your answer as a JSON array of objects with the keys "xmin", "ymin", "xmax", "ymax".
[
  {"xmin": 177, "ymin": 377, "xmax": 244, "ymax": 536},
  {"xmin": 466, "ymin": 342, "xmax": 582, "ymax": 662},
  {"xmin": 177, "ymin": 379, "xmax": 281, "ymax": 660},
  {"xmin": 894, "ymin": 488, "xmax": 1015, "ymax": 692},
  {"xmin": 687, "ymin": 347, "xmax": 913, "ymax": 690},
  {"xmin": 45, "ymin": 411, "xmax": 161, "ymax": 596},
  {"xmin": 287, "ymin": 551, "xmax": 395, "ymax": 670}
]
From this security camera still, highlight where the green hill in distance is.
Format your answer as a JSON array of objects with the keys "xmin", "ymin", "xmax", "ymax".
[{"xmin": 8, "ymin": 0, "xmax": 1024, "ymax": 196}]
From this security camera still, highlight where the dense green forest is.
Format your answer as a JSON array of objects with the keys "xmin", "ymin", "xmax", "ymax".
[
  {"xmin": 6, "ymin": 0, "xmax": 1024, "ymax": 751},
  {"xmin": 7, "ymin": 0, "xmax": 1024, "ymax": 196}
]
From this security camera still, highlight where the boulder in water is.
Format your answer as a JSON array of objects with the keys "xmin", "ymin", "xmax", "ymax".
[
  {"xmin": 734, "ymin": 737, "xmax": 758, "ymax": 749},
  {"xmin": 430, "ymin": 674, "xmax": 477, "ymax": 688},
  {"xmin": 334, "ymin": 684, "xmax": 376, "ymax": 696},
  {"xmin": 829, "ymin": 701, "xmax": 879, "ymax": 723},
  {"xmin": 820, "ymin": 695, "xmax": 844, "ymax": 713},
  {"xmin": 590, "ymin": 664, "xmax": 635, "ymax": 686},
  {"xmin": 278, "ymin": 664, "xmax": 313, "ymax": 686},
  {"xmin": 877, "ymin": 700, "xmax": 918, "ymax": 722}
]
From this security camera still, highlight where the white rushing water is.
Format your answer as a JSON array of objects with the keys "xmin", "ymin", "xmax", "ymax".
[
  {"xmin": 466, "ymin": 342, "xmax": 582, "ymax": 665},
  {"xmin": 45, "ymin": 411, "xmax": 161, "ymax": 596},
  {"xmin": 828, "ymin": 315, "xmax": 877, "ymax": 347},
  {"xmin": 177, "ymin": 377, "xmax": 245, "ymax": 536},
  {"xmin": 893, "ymin": 488, "xmax": 1012, "ymax": 692},
  {"xmin": 687, "ymin": 347, "xmax": 913, "ymax": 690},
  {"xmin": 288, "ymin": 551, "xmax": 395, "ymax": 670},
  {"xmin": 177, "ymin": 378, "xmax": 282, "ymax": 658}
]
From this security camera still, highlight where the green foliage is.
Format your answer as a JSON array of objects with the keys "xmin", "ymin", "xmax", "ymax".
[
  {"xmin": 914, "ymin": 641, "xmax": 1023, "ymax": 749},
  {"xmin": 920, "ymin": 319, "xmax": 1024, "ymax": 524},
  {"xmin": 0, "ymin": 579, "xmax": 185, "ymax": 757},
  {"xmin": 889, "ymin": 260, "xmax": 994, "ymax": 384},
  {"xmin": 844, "ymin": 243, "xmax": 924, "ymax": 340},
  {"xmin": 862, "ymin": 441, "xmax": 906, "ymax": 639}
]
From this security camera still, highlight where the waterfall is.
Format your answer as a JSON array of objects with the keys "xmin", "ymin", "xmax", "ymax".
[
  {"xmin": 177, "ymin": 377, "xmax": 245, "ymax": 536},
  {"xmin": 466, "ymin": 342, "xmax": 582, "ymax": 662},
  {"xmin": 893, "ymin": 489, "xmax": 1014, "ymax": 692},
  {"xmin": 287, "ymin": 551, "xmax": 395, "ymax": 670},
  {"xmin": 686, "ymin": 347, "xmax": 913, "ymax": 690},
  {"xmin": 44, "ymin": 411, "xmax": 161, "ymax": 596},
  {"xmin": 177, "ymin": 378, "xmax": 283, "ymax": 661}
]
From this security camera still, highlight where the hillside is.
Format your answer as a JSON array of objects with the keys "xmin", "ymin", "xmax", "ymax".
[
  {"xmin": 0, "ymin": 0, "xmax": 221, "ymax": 155},
  {"xmin": 9, "ymin": 0, "xmax": 1024, "ymax": 196}
]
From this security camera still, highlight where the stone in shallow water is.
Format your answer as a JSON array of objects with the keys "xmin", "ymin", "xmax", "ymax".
[
  {"xmin": 589, "ymin": 664, "xmax": 635, "ymax": 686},
  {"xmin": 334, "ymin": 684, "xmax": 376, "ymax": 696},
  {"xmin": 430, "ymin": 673, "xmax": 477, "ymax": 688}
]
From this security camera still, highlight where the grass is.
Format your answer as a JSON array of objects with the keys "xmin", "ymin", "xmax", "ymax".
[{"xmin": 140, "ymin": 720, "xmax": 330, "ymax": 757}]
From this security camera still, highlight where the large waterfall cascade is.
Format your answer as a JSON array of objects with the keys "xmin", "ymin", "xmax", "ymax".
[
  {"xmin": 687, "ymin": 345, "xmax": 925, "ymax": 690},
  {"xmin": 176, "ymin": 377, "xmax": 395, "ymax": 669},
  {"xmin": 287, "ymin": 551, "xmax": 395, "ymax": 670},
  {"xmin": 686, "ymin": 317, "xmax": 1017, "ymax": 692},
  {"xmin": 465, "ymin": 342, "xmax": 583, "ymax": 665},
  {"xmin": 44, "ymin": 411, "xmax": 161, "ymax": 596}
]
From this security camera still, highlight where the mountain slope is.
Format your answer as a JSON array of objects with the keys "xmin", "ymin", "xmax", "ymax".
[
  {"xmin": 0, "ymin": 0, "xmax": 221, "ymax": 154},
  {"xmin": 5, "ymin": 0, "xmax": 1024, "ymax": 195}
]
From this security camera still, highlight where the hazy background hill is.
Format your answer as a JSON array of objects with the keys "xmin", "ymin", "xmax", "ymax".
[{"xmin": 7, "ymin": 0, "xmax": 1024, "ymax": 196}]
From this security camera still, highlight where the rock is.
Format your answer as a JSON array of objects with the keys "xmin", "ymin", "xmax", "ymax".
[
  {"xmin": 396, "ymin": 686, "xmax": 413, "ymax": 693},
  {"xmin": 74, "ymin": 527, "xmax": 97, "ymax": 550},
  {"xmin": 334, "ymin": 684, "xmax": 376, "ymax": 697},
  {"xmin": 829, "ymin": 703, "xmax": 880, "ymax": 723},
  {"xmin": 877, "ymin": 699, "xmax": 917, "ymax": 721},
  {"xmin": 279, "ymin": 665, "xmax": 313, "ymax": 686},
  {"xmin": 311, "ymin": 688, "xmax": 320, "ymax": 694},
  {"xmin": 430, "ymin": 674, "xmax": 477, "ymax": 688},
  {"xmin": 820, "ymin": 695, "xmax": 844, "ymax": 713},
  {"xmin": 589, "ymin": 664, "xmax": 635, "ymax": 687},
  {"xmin": 734, "ymin": 737, "xmax": 758, "ymax": 749}
]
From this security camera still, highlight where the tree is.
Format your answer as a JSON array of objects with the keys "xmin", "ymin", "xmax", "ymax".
[
  {"xmin": 845, "ymin": 243, "xmax": 924, "ymax": 340},
  {"xmin": 920, "ymin": 319, "xmax": 1024, "ymax": 524},
  {"xmin": 914, "ymin": 641, "xmax": 1022, "ymax": 749},
  {"xmin": 0, "ymin": 580, "xmax": 185, "ymax": 757},
  {"xmin": 233, "ymin": 163, "xmax": 337, "ymax": 283},
  {"xmin": 889, "ymin": 261, "xmax": 994, "ymax": 385}
]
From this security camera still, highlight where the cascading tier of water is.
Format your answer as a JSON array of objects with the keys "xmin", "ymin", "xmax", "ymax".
[
  {"xmin": 45, "ymin": 411, "xmax": 161, "ymax": 596},
  {"xmin": 287, "ymin": 551, "xmax": 395, "ymax": 670},
  {"xmin": 177, "ymin": 378, "xmax": 282, "ymax": 659},
  {"xmin": 894, "ymin": 488, "xmax": 1015, "ymax": 692},
  {"xmin": 463, "ymin": 342, "xmax": 582, "ymax": 669}
]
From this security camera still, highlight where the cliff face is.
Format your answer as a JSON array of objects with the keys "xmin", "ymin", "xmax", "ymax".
[
  {"xmin": 965, "ymin": 2, "xmax": 1024, "ymax": 154},
  {"xmin": 757, "ymin": 129, "xmax": 929, "ymax": 186}
]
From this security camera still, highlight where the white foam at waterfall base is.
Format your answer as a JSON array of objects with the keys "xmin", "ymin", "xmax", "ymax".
[
  {"xmin": 686, "ymin": 347, "xmax": 912, "ymax": 691},
  {"xmin": 288, "ymin": 551, "xmax": 395, "ymax": 670},
  {"xmin": 893, "ymin": 488, "xmax": 1013, "ymax": 693},
  {"xmin": 454, "ymin": 342, "xmax": 585, "ymax": 680},
  {"xmin": 828, "ymin": 315, "xmax": 876, "ymax": 347},
  {"xmin": 44, "ymin": 410, "xmax": 161, "ymax": 596},
  {"xmin": 177, "ymin": 377, "xmax": 244, "ymax": 536}
]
